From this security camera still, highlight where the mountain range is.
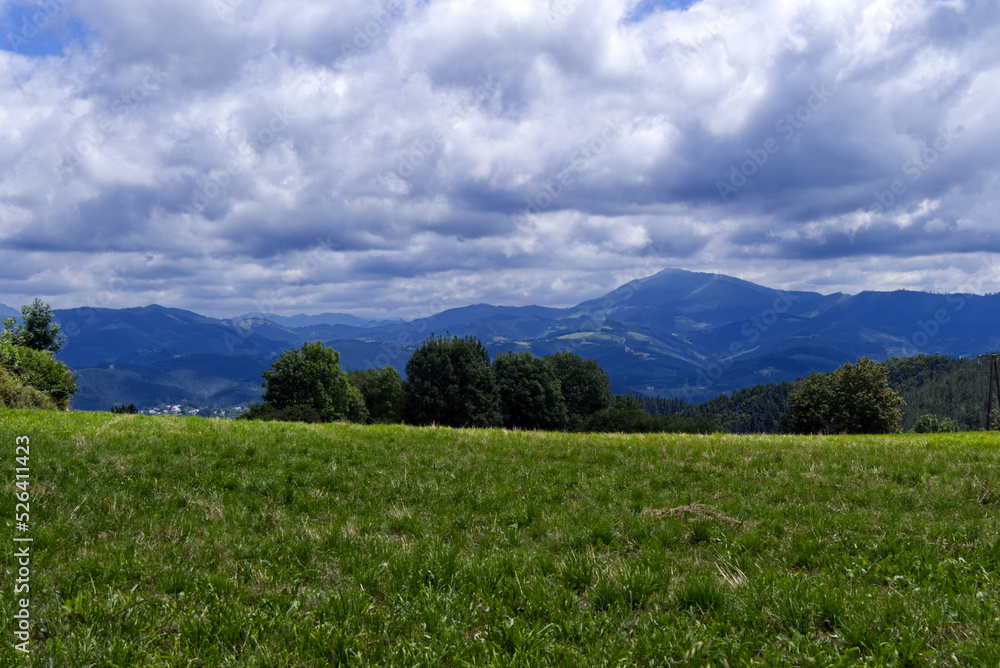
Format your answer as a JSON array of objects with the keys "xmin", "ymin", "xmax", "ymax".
[{"xmin": 3, "ymin": 268, "xmax": 998, "ymax": 411}]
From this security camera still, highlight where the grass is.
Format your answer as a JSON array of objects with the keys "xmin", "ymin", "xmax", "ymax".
[{"xmin": 1, "ymin": 410, "xmax": 999, "ymax": 666}]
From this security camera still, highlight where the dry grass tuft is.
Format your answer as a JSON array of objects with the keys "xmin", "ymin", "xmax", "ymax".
[{"xmin": 643, "ymin": 503, "xmax": 758, "ymax": 528}]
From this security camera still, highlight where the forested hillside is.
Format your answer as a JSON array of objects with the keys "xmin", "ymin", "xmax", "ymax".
[
  {"xmin": 639, "ymin": 355, "xmax": 992, "ymax": 433},
  {"xmin": 883, "ymin": 355, "xmax": 990, "ymax": 431}
]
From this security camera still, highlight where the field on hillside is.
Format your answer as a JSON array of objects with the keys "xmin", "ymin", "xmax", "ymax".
[{"xmin": 1, "ymin": 412, "xmax": 999, "ymax": 666}]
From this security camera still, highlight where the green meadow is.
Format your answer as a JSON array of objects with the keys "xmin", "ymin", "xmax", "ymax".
[{"xmin": 1, "ymin": 410, "xmax": 999, "ymax": 666}]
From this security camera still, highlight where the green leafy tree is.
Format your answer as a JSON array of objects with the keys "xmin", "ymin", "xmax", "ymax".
[
  {"xmin": 545, "ymin": 351, "xmax": 612, "ymax": 430},
  {"xmin": 404, "ymin": 335, "xmax": 500, "ymax": 428},
  {"xmin": 494, "ymin": 351, "xmax": 568, "ymax": 430},
  {"xmin": 779, "ymin": 372, "xmax": 835, "ymax": 434},
  {"xmin": 781, "ymin": 357, "xmax": 904, "ymax": 434},
  {"xmin": 2, "ymin": 299, "xmax": 65, "ymax": 352},
  {"xmin": 0, "ymin": 343, "xmax": 78, "ymax": 410},
  {"xmin": 347, "ymin": 366, "xmax": 406, "ymax": 423},
  {"xmin": 248, "ymin": 342, "xmax": 367, "ymax": 423},
  {"xmin": 831, "ymin": 357, "xmax": 905, "ymax": 434}
]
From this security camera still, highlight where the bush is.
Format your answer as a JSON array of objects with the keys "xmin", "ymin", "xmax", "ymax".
[
  {"xmin": 0, "ymin": 364, "xmax": 55, "ymax": 409},
  {"xmin": 0, "ymin": 343, "xmax": 78, "ymax": 410},
  {"xmin": 110, "ymin": 403, "xmax": 139, "ymax": 414},
  {"xmin": 913, "ymin": 413, "xmax": 959, "ymax": 433}
]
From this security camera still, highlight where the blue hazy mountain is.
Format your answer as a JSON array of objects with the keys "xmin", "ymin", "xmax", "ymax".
[
  {"xmin": 10, "ymin": 268, "xmax": 996, "ymax": 411},
  {"xmin": 232, "ymin": 312, "xmax": 403, "ymax": 328}
]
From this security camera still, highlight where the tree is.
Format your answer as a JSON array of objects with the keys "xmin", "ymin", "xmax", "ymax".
[
  {"xmin": 404, "ymin": 335, "xmax": 500, "ymax": 428},
  {"xmin": 346, "ymin": 366, "xmax": 406, "ymax": 423},
  {"xmin": 494, "ymin": 351, "xmax": 568, "ymax": 430},
  {"xmin": 249, "ymin": 342, "xmax": 367, "ymax": 423},
  {"xmin": 779, "ymin": 372, "xmax": 835, "ymax": 434},
  {"xmin": 2, "ymin": 299, "xmax": 65, "ymax": 352},
  {"xmin": 781, "ymin": 357, "xmax": 904, "ymax": 434},
  {"xmin": 545, "ymin": 351, "xmax": 612, "ymax": 430}
]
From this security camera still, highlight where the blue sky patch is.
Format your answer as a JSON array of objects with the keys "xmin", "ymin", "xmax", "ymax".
[
  {"xmin": 624, "ymin": 0, "xmax": 700, "ymax": 23},
  {"xmin": 0, "ymin": 1, "xmax": 89, "ymax": 57}
]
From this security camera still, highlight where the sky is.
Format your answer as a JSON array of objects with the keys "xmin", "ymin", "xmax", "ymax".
[{"xmin": 1, "ymin": 0, "xmax": 999, "ymax": 319}]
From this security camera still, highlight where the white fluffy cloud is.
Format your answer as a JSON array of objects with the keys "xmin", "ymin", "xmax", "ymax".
[{"xmin": 0, "ymin": 0, "xmax": 998, "ymax": 317}]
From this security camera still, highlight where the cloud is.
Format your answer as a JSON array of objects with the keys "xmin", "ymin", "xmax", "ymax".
[{"xmin": 1, "ymin": 0, "xmax": 999, "ymax": 318}]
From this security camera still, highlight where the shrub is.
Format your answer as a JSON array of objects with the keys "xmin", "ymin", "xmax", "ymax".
[
  {"xmin": 913, "ymin": 413, "xmax": 959, "ymax": 433},
  {"xmin": 0, "ymin": 343, "xmax": 78, "ymax": 410},
  {"xmin": 0, "ymin": 364, "xmax": 55, "ymax": 409}
]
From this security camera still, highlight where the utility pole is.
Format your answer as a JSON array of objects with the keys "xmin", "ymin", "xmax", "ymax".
[{"xmin": 980, "ymin": 353, "xmax": 1000, "ymax": 430}]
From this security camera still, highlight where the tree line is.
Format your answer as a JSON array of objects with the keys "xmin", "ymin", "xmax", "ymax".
[
  {"xmin": 641, "ymin": 354, "xmax": 990, "ymax": 434},
  {"xmin": 241, "ymin": 336, "xmax": 716, "ymax": 433},
  {"xmin": 242, "ymin": 341, "xmax": 918, "ymax": 434}
]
